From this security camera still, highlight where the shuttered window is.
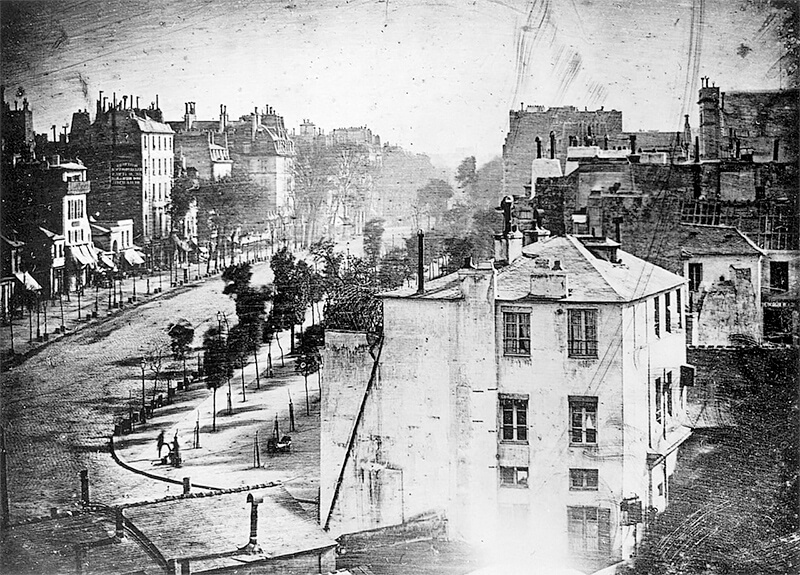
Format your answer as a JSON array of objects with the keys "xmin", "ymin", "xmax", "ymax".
[{"xmin": 567, "ymin": 506, "xmax": 611, "ymax": 556}]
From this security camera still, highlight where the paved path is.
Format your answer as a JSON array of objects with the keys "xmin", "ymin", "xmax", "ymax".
[{"xmin": 0, "ymin": 258, "xmax": 319, "ymax": 522}]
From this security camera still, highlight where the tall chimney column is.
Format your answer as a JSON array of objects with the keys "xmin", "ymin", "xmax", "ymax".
[{"xmin": 243, "ymin": 493, "xmax": 263, "ymax": 553}]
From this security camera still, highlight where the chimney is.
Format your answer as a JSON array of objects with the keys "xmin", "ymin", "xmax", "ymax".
[
  {"xmin": 115, "ymin": 507, "xmax": 125, "ymax": 539},
  {"xmin": 629, "ymin": 134, "xmax": 637, "ymax": 154},
  {"xmin": 243, "ymin": 493, "xmax": 263, "ymax": 553},
  {"xmin": 80, "ymin": 469, "xmax": 89, "ymax": 505},
  {"xmin": 416, "ymin": 230, "xmax": 425, "ymax": 294},
  {"xmin": 219, "ymin": 104, "xmax": 225, "ymax": 132},
  {"xmin": 612, "ymin": 216, "xmax": 623, "ymax": 243},
  {"xmin": 122, "ymin": 95, "xmax": 128, "ymax": 108},
  {"xmin": 251, "ymin": 107, "xmax": 258, "ymax": 142},
  {"xmin": 694, "ymin": 136, "xmax": 700, "ymax": 163},
  {"xmin": 529, "ymin": 262, "xmax": 568, "ymax": 299},
  {"xmin": 494, "ymin": 227, "xmax": 523, "ymax": 263},
  {"xmin": 535, "ymin": 136, "xmax": 542, "ymax": 159},
  {"xmin": 549, "ymin": 131, "xmax": 556, "ymax": 159}
]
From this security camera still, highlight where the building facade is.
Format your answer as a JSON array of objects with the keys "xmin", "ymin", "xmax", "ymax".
[
  {"xmin": 322, "ymin": 233, "xmax": 691, "ymax": 572},
  {"xmin": 68, "ymin": 93, "xmax": 174, "ymax": 254}
]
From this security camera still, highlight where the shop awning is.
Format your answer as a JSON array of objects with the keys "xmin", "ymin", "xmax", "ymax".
[
  {"xmin": 14, "ymin": 271, "xmax": 41, "ymax": 291},
  {"xmin": 98, "ymin": 252, "xmax": 117, "ymax": 270},
  {"xmin": 172, "ymin": 234, "xmax": 193, "ymax": 253},
  {"xmin": 123, "ymin": 248, "xmax": 145, "ymax": 266},
  {"xmin": 70, "ymin": 244, "xmax": 97, "ymax": 268}
]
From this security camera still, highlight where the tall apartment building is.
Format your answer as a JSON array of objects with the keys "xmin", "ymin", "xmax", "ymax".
[
  {"xmin": 322, "ymin": 229, "xmax": 691, "ymax": 572},
  {"xmin": 68, "ymin": 93, "xmax": 174, "ymax": 250},
  {"xmin": 3, "ymin": 158, "xmax": 95, "ymax": 295},
  {"xmin": 225, "ymin": 105, "xmax": 295, "ymax": 215}
]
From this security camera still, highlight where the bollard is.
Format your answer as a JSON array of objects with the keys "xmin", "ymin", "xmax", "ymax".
[
  {"xmin": 80, "ymin": 470, "xmax": 89, "ymax": 505},
  {"xmin": 183, "ymin": 477, "xmax": 191, "ymax": 495}
]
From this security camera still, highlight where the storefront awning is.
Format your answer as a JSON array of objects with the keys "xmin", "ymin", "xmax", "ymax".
[
  {"xmin": 70, "ymin": 244, "xmax": 97, "ymax": 268},
  {"xmin": 14, "ymin": 271, "xmax": 42, "ymax": 291},
  {"xmin": 98, "ymin": 252, "xmax": 117, "ymax": 270},
  {"xmin": 123, "ymin": 248, "xmax": 145, "ymax": 266},
  {"xmin": 172, "ymin": 234, "xmax": 193, "ymax": 253}
]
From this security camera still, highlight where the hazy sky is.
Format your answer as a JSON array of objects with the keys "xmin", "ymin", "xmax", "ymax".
[{"xmin": 1, "ymin": 0, "xmax": 790, "ymax": 168}]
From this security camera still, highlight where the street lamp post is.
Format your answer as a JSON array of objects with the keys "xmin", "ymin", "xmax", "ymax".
[
  {"xmin": 132, "ymin": 273, "xmax": 137, "ymax": 301},
  {"xmin": 140, "ymin": 358, "xmax": 147, "ymax": 424}
]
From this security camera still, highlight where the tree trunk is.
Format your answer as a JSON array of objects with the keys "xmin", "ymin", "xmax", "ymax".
[
  {"xmin": 240, "ymin": 357, "xmax": 246, "ymax": 402},
  {"xmin": 212, "ymin": 387, "xmax": 217, "ymax": 431},
  {"xmin": 275, "ymin": 335, "xmax": 285, "ymax": 367},
  {"xmin": 290, "ymin": 323, "xmax": 295, "ymax": 354},
  {"xmin": 253, "ymin": 346, "xmax": 260, "ymax": 389}
]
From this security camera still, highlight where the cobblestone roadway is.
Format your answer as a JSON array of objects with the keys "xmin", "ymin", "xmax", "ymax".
[{"xmin": 1, "ymin": 266, "xmax": 270, "ymax": 521}]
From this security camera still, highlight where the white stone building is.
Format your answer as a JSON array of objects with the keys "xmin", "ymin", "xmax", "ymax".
[{"xmin": 322, "ymin": 233, "xmax": 692, "ymax": 572}]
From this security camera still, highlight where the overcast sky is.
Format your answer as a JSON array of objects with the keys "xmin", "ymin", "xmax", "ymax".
[{"xmin": 1, "ymin": 0, "xmax": 790, "ymax": 169}]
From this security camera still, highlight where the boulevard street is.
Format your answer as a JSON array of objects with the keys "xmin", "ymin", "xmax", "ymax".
[{"xmin": 0, "ymin": 261, "xmax": 311, "ymax": 521}]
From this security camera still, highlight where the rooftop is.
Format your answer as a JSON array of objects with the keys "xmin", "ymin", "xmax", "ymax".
[
  {"xmin": 382, "ymin": 235, "xmax": 684, "ymax": 303},
  {"xmin": 676, "ymin": 224, "xmax": 765, "ymax": 258},
  {"xmin": 134, "ymin": 115, "xmax": 174, "ymax": 134},
  {"xmin": 124, "ymin": 486, "xmax": 335, "ymax": 565}
]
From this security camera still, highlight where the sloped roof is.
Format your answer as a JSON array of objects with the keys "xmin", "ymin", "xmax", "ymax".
[
  {"xmin": 499, "ymin": 236, "xmax": 684, "ymax": 302},
  {"xmin": 677, "ymin": 224, "xmax": 765, "ymax": 258},
  {"xmin": 382, "ymin": 235, "xmax": 684, "ymax": 303},
  {"xmin": 134, "ymin": 116, "xmax": 174, "ymax": 134},
  {"xmin": 124, "ymin": 486, "xmax": 335, "ymax": 564}
]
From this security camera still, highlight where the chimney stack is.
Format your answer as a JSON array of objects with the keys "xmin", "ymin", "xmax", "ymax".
[
  {"xmin": 80, "ymin": 470, "xmax": 89, "ymax": 505},
  {"xmin": 535, "ymin": 137, "xmax": 542, "ymax": 159},
  {"xmin": 417, "ymin": 230, "xmax": 425, "ymax": 294},
  {"xmin": 629, "ymin": 134, "xmax": 637, "ymax": 155},
  {"xmin": 549, "ymin": 131, "xmax": 556, "ymax": 159},
  {"xmin": 115, "ymin": 507, "xmax": 125, "ymax": 539}
]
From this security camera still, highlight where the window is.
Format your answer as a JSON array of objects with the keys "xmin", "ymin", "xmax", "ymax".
[
  {"xmin": 569, "ymin": 396, "xmax": 597, "ymax": 444},
  {"xmin": 500, "ymin": 466, "xmax": 528, "ymax": 487},
  {"xmin": 568, "ymin": 507, "xmax": 611, "ymax": 555},
  {"xmin": 568, "ymin": 309, "xmax": 598, "ymax": 357},
  {"xmin": 770, "ymin": 261, "xmax": 789, "ymax": 292},
  {"xmin": 569, "ymin": 469, "xmax": 599, "ymax": 490},
  {"xmin": 676, "ymin": 289, "xmax": 682, "ymax": 328},
  {"xmin": 503, "ymin": 311, "xmax": 530, "ymax": 355},
  {"xmin": 665, "ymin": 371, "xmax": 673, "ymax": 417},
  {"xmin": 655, "ymin": 376, "xmax": 662, "ymax": 424},
  {"xmin": 654, "ymin": 297, "xmax": 660, "ymax": 337},
  {"xmin": 665, "ymin": 293, "xmax": 672, "ymax": 333},
  {"xmin": 500, "ymin": 396, "xmax": 528, "ymax": 442},
  {"xmin": 688, "ymin": 263, "xmax": 703, "ymax": 292}
]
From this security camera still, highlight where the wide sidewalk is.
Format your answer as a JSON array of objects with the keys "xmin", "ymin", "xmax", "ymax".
[{"xmin": 111, "ymin": 301, "xmax": 323, "ymax": 513}]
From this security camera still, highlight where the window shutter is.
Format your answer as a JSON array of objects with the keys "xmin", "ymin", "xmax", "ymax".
[{"xmin": 598, "ymin": 507, "xmax": 612, "ymax": 555}]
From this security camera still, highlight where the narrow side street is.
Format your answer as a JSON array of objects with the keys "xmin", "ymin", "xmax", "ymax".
[{"xmin": 1, "ymin": 259, "xmax": 318, "ymax": 521}]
